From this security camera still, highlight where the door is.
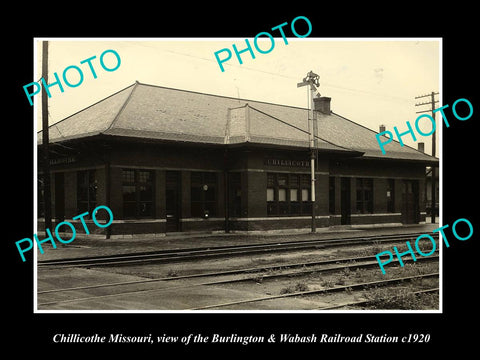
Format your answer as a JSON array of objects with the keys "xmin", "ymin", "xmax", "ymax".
[
  {"xmin": 401, "ymin": 180, "xmax": 419, "ymax": 224},
  {"xmin": 54, "ymin": 173, "xmax": 65, "ymax": 222},
  {"xmin": 165, "ymin": 171, "xmax": 181, "ymax": 232},
  {"xmin": 340, "ymin": 177, "xmax": 351, "ymax": 225}
]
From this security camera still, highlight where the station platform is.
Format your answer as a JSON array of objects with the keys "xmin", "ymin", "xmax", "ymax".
[{"xmin": 35, "ymin": 222, "xmax": 441, "ymax": 262}]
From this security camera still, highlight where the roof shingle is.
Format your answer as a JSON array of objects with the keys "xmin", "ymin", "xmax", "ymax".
[{"xmin": 38, "ymin": 81, "xmax": 438, "ymax": 163}]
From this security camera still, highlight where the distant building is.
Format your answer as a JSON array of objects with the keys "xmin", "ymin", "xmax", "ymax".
[{"xmin": 37, "ymin": 82, "xmax": 439, "ymax": 237}]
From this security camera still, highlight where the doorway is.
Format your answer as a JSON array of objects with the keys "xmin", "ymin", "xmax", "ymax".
[
  {"xmin": 54, "ymin": 173, "xmax": 65, "ymax": 222},
  {"xmin": 340, "ymin": 177, "xmax": 351, "ymax": 225},
  {"xmin": 165, "ymin": 171, "xmax": 181, "ymax": 232},
  {"xmin": 401, "ymin": 180, "xmax": 419, "ymax": 224}
]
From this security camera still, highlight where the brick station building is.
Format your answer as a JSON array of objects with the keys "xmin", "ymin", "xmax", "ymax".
[{"xmin": 37, "ymin": 81, "xmax": 439, "ymax": 237}]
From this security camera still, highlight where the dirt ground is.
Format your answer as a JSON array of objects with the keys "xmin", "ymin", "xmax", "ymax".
[{"xmin": 37, "ymin": 241, "xmax": 439, "ymax": 311}]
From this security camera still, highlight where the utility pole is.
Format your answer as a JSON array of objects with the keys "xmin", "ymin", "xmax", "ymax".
[
  {"xmin": 42, "ymin": 41, "xmax": 52, "ymax": 232},
  {"xmin": 415, "ymin": 91, "xmax": 439, "ymax": 224},
  {"xmin": 298, "ymin": 71, "xmax": 320, "ymax": 232}
]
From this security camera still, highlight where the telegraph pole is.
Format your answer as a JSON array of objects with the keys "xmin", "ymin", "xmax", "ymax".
[
  {"xmin": 298, "ymin": 71, "xmax": 320, "ymax": 232},
  {"xmin": 415, "ymin": 91, "xmax": 439, "ymax": 223},
  {"xmin": 42, "ymin": 41, "xmax": 52, "ymax": 232}
]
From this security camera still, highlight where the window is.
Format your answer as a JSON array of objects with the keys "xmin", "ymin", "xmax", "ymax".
[
  {"xmin": 191, "ymin": 172, "xmax": 217, "ymax": 217},
  {"xmin": 356, "ymin": 178, "xmax": 373, "ymax": 213},
  {"xmin": 267, "ymin": 174, "xmax": 277, "ymax": 215},
  {"xmin": 300, "ymin": 174, "xmax": 312, "ymax": 214},
  {"xmin": 289, "ymin": 175, "xmax": 300, "ymax": 215},
  {"xmin": 267, "ymin": 173, "xmax": 311, "ymax": 216},
  {"xmin": 122, "ymin": 169, "xmax": 154, "ymax": 218},
  {"xmin": 277, "ymin": 174, "xmax": 288, "ymax": 214},
  {"xmin": 77, "ymin": 170, "xmax": 97, "ymax": 216},
  {"xmin": 267, "ymin": 188, "xmax": 274, "ymax": 201},
  {"xmin": 386, "ymin": 179, "xmax": 395, "ymax": 213},
  {"xmin": 290, "ymin": 189, "xmax": 298, "ymax": 201}
]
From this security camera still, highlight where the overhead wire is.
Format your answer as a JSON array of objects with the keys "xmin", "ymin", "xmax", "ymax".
[{"xmin": 125, "ymin": 41, "xmax": 413, "ymax": 103}]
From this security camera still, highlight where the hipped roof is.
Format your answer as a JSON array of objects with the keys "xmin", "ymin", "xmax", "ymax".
[{"xmin": 37, "ymin": 81, "xmax": 438, "ymax": 163}]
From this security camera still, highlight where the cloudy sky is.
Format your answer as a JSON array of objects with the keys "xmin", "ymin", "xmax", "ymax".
[{"xmin": 33, "ymin": 38, "xmax": 441, "ymax": 155}]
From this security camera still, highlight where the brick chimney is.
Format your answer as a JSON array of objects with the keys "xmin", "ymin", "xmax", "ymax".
[
  {"xmin": 313, "ymin": 96, "xmax": 331, "ymax": 114},
  {"xmin": 379, "ymin": 124, "xmax": 386, "ymax": 133},
  {"xmin": 418, "ymin": 142, "xmax": 425, "ymax": 153}
]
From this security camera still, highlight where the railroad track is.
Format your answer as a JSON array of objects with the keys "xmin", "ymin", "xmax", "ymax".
[
  {"xmin": 37, "ymin": 251, "xmax": 439, "ymax": 309},
  {"xmin": 37, "ymin": 232, "xmax": 439, "ymax": 268},
  {"xmin": 316, "ymin": 288, "xmax": 440, "ymax": 310}
]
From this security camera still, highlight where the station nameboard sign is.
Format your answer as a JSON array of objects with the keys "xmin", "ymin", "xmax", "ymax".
[
  {"xmin": 264, "ymin": 158, "xmax": 310, "ymax": 167},
  {"xmin": 49, "ymin": 157, "xmax": 76, "ymax": 166}
]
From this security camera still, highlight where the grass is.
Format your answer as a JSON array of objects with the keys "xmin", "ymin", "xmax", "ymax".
[
  {"xmin": 310, "ymin": 260, "xmax": 439, "ymax": 309},
  {"xmin": 280, "ymin": 282, "xmax": 309, "ymax": 294},
  {"xmin": 320, "ymin": 279, "xmax": 336, "ymax": 288},
  {"xmin": 252, "ymin": 275, "xmax": 264, "ymax": 284},
  {"xmin": 363, "ymin": 287, "xmax": 439, "ymax": 310},
  {"xmin": 166, "ymin": 269, "xmax": 179, "ymax": 277}
]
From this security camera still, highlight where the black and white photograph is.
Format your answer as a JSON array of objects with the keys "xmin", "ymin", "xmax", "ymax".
[{"xmin": 33, "ymin": 38, "xmax": 441, "ymax": 312}]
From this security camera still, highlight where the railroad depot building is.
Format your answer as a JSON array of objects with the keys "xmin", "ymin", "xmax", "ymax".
[{"xmin": 37, "ymin": 82, "xmax": 439, "ymax": 237}]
